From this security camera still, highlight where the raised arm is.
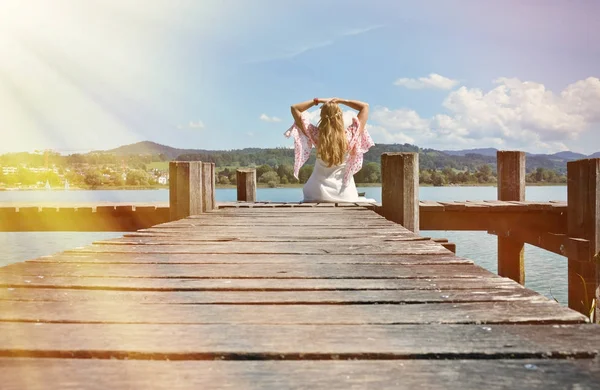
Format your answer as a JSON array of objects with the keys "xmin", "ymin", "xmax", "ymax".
[
  {"xmin": 336, "ymin": 98, "xmax": 369, "ymax": 133},
  {"xmin": 291, "ymin": 98, "xmax": 321, "ymax": 135}
]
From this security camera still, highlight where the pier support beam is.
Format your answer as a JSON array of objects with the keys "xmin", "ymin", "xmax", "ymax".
[
  {"xmin": 236, "ymin": 168, "xmax": 257, "ymax": 202},
  {"xmin": 381, "ymin": 152, "xmax": 419, "ymax": 233},
  {"xmin": 497, "ymin": 151, "xmax": 526, "ymax": 285},
  {"xmin": 169, "ymin": 161, "xmax": 209, "ymax": 220},
  {"xmin": 567, "ymin": 158, "xmax": 599, "ymax": 322}
]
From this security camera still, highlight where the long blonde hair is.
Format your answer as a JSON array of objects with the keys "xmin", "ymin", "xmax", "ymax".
[{"xmin": 317, "ymin": 102, "xmax": 347, "ymax": 166}]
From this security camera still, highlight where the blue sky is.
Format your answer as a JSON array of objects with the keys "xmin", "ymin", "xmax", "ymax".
[{"xmin": 1, "ymin": 0, "xmax": 599, "ymax": 154}]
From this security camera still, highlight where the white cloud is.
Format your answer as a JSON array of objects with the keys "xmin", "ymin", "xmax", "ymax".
[
  {"xmin": 371, "ymin": 107, "xmax": 430, "ymax": 131},
  {"xmin": 369, "ymin": 76, "xmax": 600, "ymax": 153},
  {"xmin": 260, "ymin": 114, "xmax": 282, "ymax": 123},
  {"xmin": 367, "ymin": 125, "xmax": 415, "ymax": 144},
  {"xmin": 188, "ymin": 120, "xmax": 205, "ymax": 129},
  {"xmin": 394, "ymin": 73, "xmax": 459, "ymax": 90},
  {"xmin": 178, "ymin": 120, "xmax": 205, "ymax": 130}
]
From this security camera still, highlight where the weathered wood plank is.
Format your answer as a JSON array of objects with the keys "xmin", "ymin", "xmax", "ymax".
[
  {"xmin": 489, "ymin": 229, "xmax": 568, "ymax": 258},
  {"xmin": 188, "ymin": 210, "xmax": 382, "ymax": 217},
  {"xmin": 101, "ymin": 234, "xmax": 424, "ymax": 244},
  {"xmin": 0, "ymin": 288, "xmax": 545, "ymax": 304},
  {"xmin": 2, "ymin": 358, "xmax": 600, "ymax": 390},
  {"xmin": 118, "ymin": 234, "xmax": 418, "ymax": 242},
  {"xmin": 155, "ymin": 220, "xmax": 399, "ymax": 228},
  {"xmin": 0, "ymin": 301, "xmax": 586, "ymax": 324},
  {"xmin": 61, "ymin": 242, "xmax": 451, "ymax": 255},
  {"xmin": 420, "ymin": 210, "xmax": 567, "ymax": 232},
  {"xmin": 0, "ymin": 263, "xmax": 492, "ymax": 279},
  {"xmin": 27, "ymin": 253, "xmax": 474, "ymax": 265},
  {"xmin": 137, "ymin": 227, "xmax": 415, "ymax": 236},
  {"xmin": 0, "ymin": 275, "xmax": 519, "ymax": 291},
  {"xmin": 0, "ymin": 323, "xmax": 597, "ymax": 357}
]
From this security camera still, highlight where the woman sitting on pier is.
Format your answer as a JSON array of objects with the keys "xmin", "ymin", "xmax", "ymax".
[{"xmin": 285, "ymin": 97, "xmax": 375, "ymax": 203}]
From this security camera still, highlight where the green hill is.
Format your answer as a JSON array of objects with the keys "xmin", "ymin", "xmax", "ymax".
[{"xmin": 96, "ymin": 141, "xmax": 599, "ymax": 175}]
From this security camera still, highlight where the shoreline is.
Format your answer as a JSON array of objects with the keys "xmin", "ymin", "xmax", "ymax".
[{"xmin": 0, "ymin": 183, "xmax": 567, "ymax": 191}]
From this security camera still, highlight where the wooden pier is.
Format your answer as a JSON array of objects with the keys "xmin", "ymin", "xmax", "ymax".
[
  {"xmin": 1, "ymin": 203, "xmax": 599, "ymax": 388},
  {"xmin": 0, "ymin": 153, "xmax": 598, "ymax": 388}
]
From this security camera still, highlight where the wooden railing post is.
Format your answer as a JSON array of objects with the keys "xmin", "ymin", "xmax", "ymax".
[
  {"xmin": 169, "ymin": 161, "xmax": 203, "ymax": 220},
  {"xmin": 567, "ymin": 158, "xmax": 599, "ymax": 321},
  {"xmin": 497, "ymin": 151, "xmax": 526, "ymax": 285},
  {"xmin": 381, "ymin": 152, "xmax": 419, "ymax": 233},
  {"xmin": 202, "ymin": 162, "xmax": 216, "ymax": 212},
  {"xmin": 236, "ymin": 168, "xmax": 257, "ymax": 202}
]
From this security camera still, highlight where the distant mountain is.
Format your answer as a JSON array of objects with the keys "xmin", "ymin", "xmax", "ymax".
[
  {"xmin": 95, "ymin": 141, "xmax": 599, "ymax": 175},
  {"xmin": 442, "ymin": 148, "xmax": 498, "ymax": 157},
  {"xmin": 100, "ymin": 141, "xmax": 209, "ymax": 160},
  {"xmin": 551, "ymin": 151, "xmax": 587, "ymax": 161}
]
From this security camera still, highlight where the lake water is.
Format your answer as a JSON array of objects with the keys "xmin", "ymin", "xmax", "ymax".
[{"xmin": 0, "ymin": 186, "xmax": 568, "ymax": 304}]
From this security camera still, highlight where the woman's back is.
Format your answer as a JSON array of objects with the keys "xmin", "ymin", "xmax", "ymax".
[{"xmin": 286, "ymin": 98, "xmax": 375, "ymax": 203}]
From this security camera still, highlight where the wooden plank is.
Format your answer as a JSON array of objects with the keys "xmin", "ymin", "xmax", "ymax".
[
  {"xmin": 0, "ymin": 288, "xmax": 545, "ymax": 304},
  {"xmin": 164, "ymin": 213, "xmax": 392, "ymax": 221},
  {"xmin": 61, "ymin": 242, "xmax": 451, "ymax": 255},
  {"xmin": 121, "ymin": 232, "xmax": 417, "ymax": 241},
  {"xmin": 0, "ymin": 263, "xmax": 491, "ymax": 279},
  {"xmin": 420, "ymin": 210, "xmax": 566, "ymax": 232},
  {"xmin": 0, "ymin": 275, "xmax": 519, "ymax": 291},
  {"xmin": 465, "ymin": 201, "xmax": 520, "ymax": 212},
  {"xmin": 26, "ymin": 253, "xmax": 474, "ymax": 265},
  {"xmin": 96, "ymin": 236, "xmax": 435, "ymax": 245},
  {"xmin": 0, "ymin": 323, "xmax": 597, "ymax": 357},
  {"xmin": 0, "ymin": 301, "xmax": 586, "ymax": 324},
  {"xmin": 181, "ymin": 216, "xmax": 387, "ymax": 222},
  {"xmin": 489, "ymin": 229, "xmax": 567, "ymax": 257},
  {"xmin": 505, "ymin": 201, "xmax": 563, "ymax": 212},
  {"xmin": 1, "ymin": 358, "xmax": 599, "ymax": 390},
  {"xmin": 381, "ymin": 152, "xmax": 419, "ymax": 233},
  {"xmin": 418, "ymin": 201, "xmax": 444, "ymax": 210},
  {"xmin": 437, "ymin": 202, "xmax": 467, "ymax": 211},
  {"xmin": 152, "ymin": 221, "xmax": 399, "ymax": 228},
  {"xmin": 137, "ymin": 227, "xmax": 414, "ymax": 236}
]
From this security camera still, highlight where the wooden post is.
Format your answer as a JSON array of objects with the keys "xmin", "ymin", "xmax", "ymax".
[
  {"xmin": 202, "ymin": 162, "xmax": 215, "ymax": 212},
  {"xmin": 237, "ymin": 168, "xmax": 257, "ymax": 202},
  {"xmin": 169, "ymin": 161, "xmax": 203, "ymax": 220},
  {"xmin": 381, "ymin": 153, "xmax": 419, "ymax": 233},
  {"xmin": 567, "ymin": 158, "xmax": 599, "ymax": 321},
  {"xmin": 496, "ymin": 151, "xmax": 526, "ymax": 285}
]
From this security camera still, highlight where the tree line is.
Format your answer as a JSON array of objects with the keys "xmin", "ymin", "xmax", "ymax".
[
  {"xmin": 0, "ymin": 147, "xmax": 568, "ymax": 188},
  {"xmin": 214, "ymin": 163, "xmax": 566, "ymax": 187}
]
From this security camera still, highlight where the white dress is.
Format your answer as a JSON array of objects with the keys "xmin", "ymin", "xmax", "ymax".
[
  {"xmin": 303, "ymin": 157, "xmax": 359, "ymax": 202},
  {"xmin": 284, "ymin": 114, "xmax": 377, "ymax": 203}
]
